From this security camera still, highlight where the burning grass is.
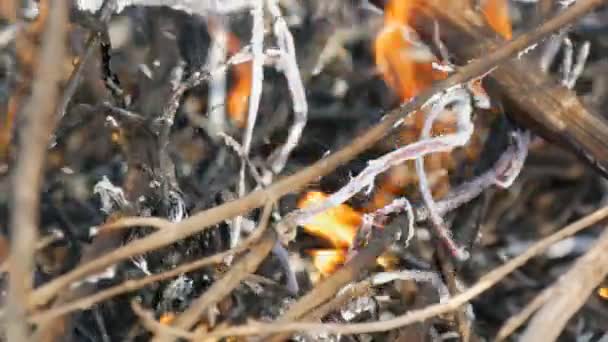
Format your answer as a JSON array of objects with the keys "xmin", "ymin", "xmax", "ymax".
[{"xmin": 1, "ymin": 0, "xmax": 608, "ymax": 341}]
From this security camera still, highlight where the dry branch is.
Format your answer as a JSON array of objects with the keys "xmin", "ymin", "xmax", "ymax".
[
  {"xmin": 495, "ymin": 286, "xmax": 553, "ymax": 340},
  {"xmin": 26, "ymin": 0, "xmax": 604, "ymax": 310},
  {"xmin": 413, "ymin": 0, "xmax": 608, "ymax": 176},
  {"xmin": 515, "ymin": 227, "xmax": 608, "ymax": 341},
  {"xmin": 6, "ymin": 0, "xmax": 68, "ymax": 340}
]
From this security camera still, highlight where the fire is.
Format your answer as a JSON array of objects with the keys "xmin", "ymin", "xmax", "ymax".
[
  {"xmin": 298, "ymin": 191, "xmax": 403, "ymax": 276},
  {"xmin": 307, "ymin": 249, "xmax": 347, "ymax": 276},
  {"xmin": 226, "ymin": 33, "xmax": 252, "ymax": 128},
  {"xmin": 372, "ymin": 0, "xmax": 452, "ymax": 208},
  {"xmin": 297, "ymin": 191, "xmax": 361, "ymax": 249},
  {"xmin": 297, "ymin": 191, "xmax": 361, "ymax": 276},
  {"xmin": 374, "ymin": 0, "xmax": 446, "ymax": 102},
  {"xmin": 481, "ymin": 0, "xmax": 512, "ymax": 40},
  {"xmin": 370, "ymin": 0, "xmax": 495, "ymax": 209},
  {"xmin": 298, "ymin": 0, "xmax": 506, "ymax": 275}
]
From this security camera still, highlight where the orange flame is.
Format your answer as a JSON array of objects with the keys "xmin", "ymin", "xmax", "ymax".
[
  {"xmin": 297, "ymin": 191, "xmax": 361, "ymax": 275},
  {"xmin": 374, "ymin": 0, "xmax": 446, "ymax": 102},
  {"xmin": 307, "ymin": 249, "xmax": 347, "ymax": 276},
  {"xmin": 226, "ymin": 33, "xmax": 252, "ymax": 128},
  {"xmin": 298, "ymin": 191, "xmax": 402, "ymax": 276},
  {"xmin": 372, "ymin": 0, "xmax": 450, "ymax": 208},
  {"xmin": 481, "ymin": 0, "xmax": 512, "ymax": 40},
  {"xmin": 297, "ymin": 191, "xmax": 361, "ymax": 249},
  {"xmin": 370, "ymin": 1, "xmax": 492, "ymax": 209}
]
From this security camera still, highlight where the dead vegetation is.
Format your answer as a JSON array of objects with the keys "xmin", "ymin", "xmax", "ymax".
[{"xmin": 1, "ymin": 0, "xmax": 608, "ymax": 341}]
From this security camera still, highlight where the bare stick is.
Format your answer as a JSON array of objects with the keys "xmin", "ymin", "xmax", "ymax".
[
  {"xmin": 153, "ymin": 204, "xmax": 276, "ymax": 342},
  {"xmin": 27, "ymin": 0, "xmax": 603, "ymax": 309},
  {"xmin": 517, "ymin": 228, "xmax": 608, "ymax": 342},
  {"xmin": 205, "ymin": 21, "xmax": 229, "ymax": 139},
  {"xmin": 266, "ymin": 0, "xmax": 308, "ymax": 175},
  {"xmin": 435, "ymin": 246, "xmax": 473, "ymax": 342},
  {"xmin": 54, "ymin": 0, "xmax": 115, "ymax": 121},
  {"xmin": 6, "ymin": 0, "xmax": 67, "ymax": 340},
  {"xmin": 495, "ymin": 287, "xmax": 553, "ymax": 340},
  {"xmin": 233, "ymin": 0, "xmax": 265, "ymax": 249}
]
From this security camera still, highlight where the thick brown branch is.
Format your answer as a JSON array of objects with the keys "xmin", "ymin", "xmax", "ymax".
[
  {"xmin": 6, "ymin": 0, "xmax": 67, "ymax": 340},
  {"xmin": 413, "ymin": 0, "xmax": 608, "ymax": 176}
]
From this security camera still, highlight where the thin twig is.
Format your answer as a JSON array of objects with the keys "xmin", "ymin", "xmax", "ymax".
[
  {"xmin": 27, "ymin": 0, "xmax": 602, "ymax": 309},
  {"xmin": 233, "ymin": 0, "xmax": 265, "ymax": 250},
  {"xmin": 415, "ymin": 87, "xmax": 474, "ymax": 260},
  {"xmin": 6, "ymin": 0, "xmax": 67, "ymax": 340},
  {"xmin": 157, "ymin": 61, "xmax": 185, "ymax": 213},
  {"xmin": 266, "ymin": 0, "xmax": 308, "ymax": 175},
  {"xmin": 495, "ymin": 287, "xmax": 553, "ymax": 340},
  {"xmin": 265, "ymin": 221, "xmax": 402, "ymax": 342},
  {"xmin": 204, "ymin": 19, "xmax": 229, "ymax": 138},
  {"xmin": 53, "ymin": 0, "xmax": 115, "ymax": 122},
  {"xmin": 435, "ymin": 244, "xmax": 473, "ymax": 342},
  {"xmin": 153, "ymin": 203, "xmax": 276, "ymax": 342}
]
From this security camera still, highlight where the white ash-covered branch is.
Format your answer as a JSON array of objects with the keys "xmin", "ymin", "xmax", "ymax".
[
  {"xmin": 291, "ymin": 86, "xmax": 474, "ymax": 228},
  {"xmin": 266, "ymin": 0, "xmax": 308, "ymax": 175},
  {"xmin": 76, "ymin": 0, "xmax": 253, "ymax": 16}
]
